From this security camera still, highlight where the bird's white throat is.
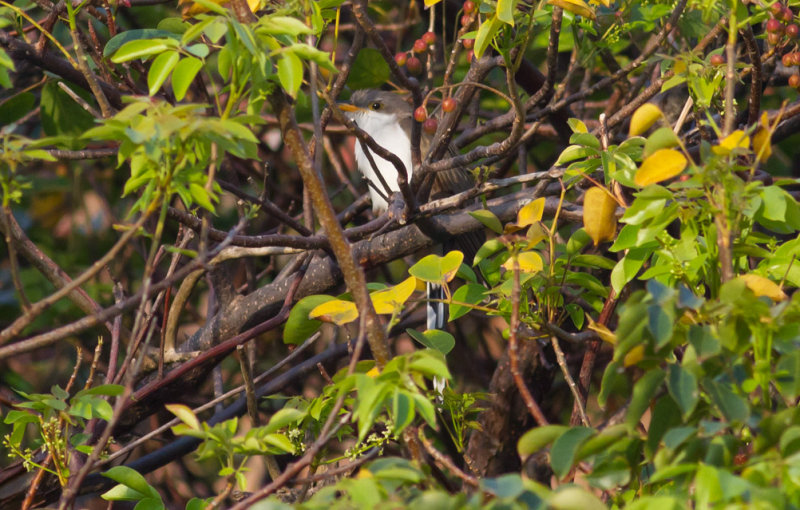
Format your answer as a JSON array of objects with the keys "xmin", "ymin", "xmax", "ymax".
[{"xmin": 351, "ymin": 110, "xmax": 413, "ymax": 213}]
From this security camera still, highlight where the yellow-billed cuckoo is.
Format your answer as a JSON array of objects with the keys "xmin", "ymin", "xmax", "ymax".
[{"xmin": 339, "ymin": 89, "xmax": 481, "ymax": 332}]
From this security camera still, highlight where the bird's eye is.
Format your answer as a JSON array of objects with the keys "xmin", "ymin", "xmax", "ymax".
[{"xmin": 370, "ymin": 102, "xmax": 382, "ymax": 110}]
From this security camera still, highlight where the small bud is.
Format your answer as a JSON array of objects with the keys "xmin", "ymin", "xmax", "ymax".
[
  {"xmin": 414, "ymin": 106, "xmax": 428, "ymax": 123},
  {"xmin": 422, "ymin": 31, "xmax": 437, "ymax": 46},
  {"xmin": 423, "ymin": 117, "xmax": 438, "ymax": 134},
  {"xmin": 442, "ymin": 97, "xmax": 457, "ymax": 113}
]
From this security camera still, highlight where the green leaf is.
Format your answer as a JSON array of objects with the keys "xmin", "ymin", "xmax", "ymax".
[
  {"xmin": 287, "ymin": 43, "xmax": 337, "ymax": 72},
  {"xmin": 391, "ymin": 389, "xmax": 415, "ymax": 434},
  {"xmin": 258, "ymin": 16, "xmax": 314, "ymax": 37},
  {"xmin": 40, "ymin": 81, "xmax": 94, "ymax": 138},
  {"xmin": 102, "ymin": 466, "xmax": 160, "ymax": 500},
  {"xmin": 647, "ymin": 303, "xmax": 674, "ymax": 348},
  {"xmin": 283, "ymin": 295, "xmax": 335, "ymax": 345},
  {"xmin": 474, "ymin": 15, "xmax": 502, "ymax": 59},
  {"xmin": 111, "ymin": 39, "xmax": 176, "ymax": 63},
  {"xmin": 469, "ymin": 209, "xmax": 503, "ymax": 234},
  {"xmin": 147, "ymin": 51, "xmax": 179, "ymax": 96},
  {"xmin": 550, "ymin": 427, "xmax": 595, "ymax": 479},
  {"xmin": 408, "ymin": 350, "xmax": 452, "ymax": 378},
  {"xmin": 409, "ymin": 251, "xmax": 464, "ymax": 284},
  {"xmin": 405, "ymin": 328, "xmax": 455, "ymax": 355},
  {"xmin": 188, "ymin": 182, "xmax": 215, "ymax": 212},
  {"xmin": 776, "ymin": 351, "xmax": 800, "ymax": 399},
  {"xmin": 667, "ymin": 364, "xmax": 698, "ymax": 419},
  {"xmin": 643, "ymin": 126, "xmax": 680, "ymax": 157},
  {"xmin": 264, "ymin": 408, "xmax": 305, "ymax": 434},
  {"xmin": 481, "ymin": 474, "xmax": 524, "ymax": 499},
  {"xmin": 703, "ymin": 379, "xmax": 749, "ymax": 423},
  {"xmin": 517, "ymin": 425, "xmax": 569, "ymax": 460},
  {"xmin": 0, "ymin": 92, "xmax": 35, "ymax": 127},
  {"xmin": 497, "ymin": 0, "xmax": 517, "ymax": 25},
  {"xmin": 449, "ymin": 283, "xmax": 486, "ymax": 321},
  {"xmin": 346, "ymin": 48, "xmax": 390, "ymax": 90},
  {"xmin": 171, "ymin": 57, "xmax": 203, "ymax": 101},
  {"xmin": 625, "ymin": 369, "xmax": 665, "ymax": 430},
  {"xmin": 277, "ymin": 51, "xmax": 303, "ymax": 98},
  {"xmin": 549, "ymin": 486, "xmax": 606, "ymax": 510},
  {"xmin": 104, "ymin": 30, "xmax": 179, "ymax": 57}
]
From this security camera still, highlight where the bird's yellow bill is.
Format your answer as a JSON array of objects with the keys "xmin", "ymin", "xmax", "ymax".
[{"xmin": 337, "ymin": 103, "xmax": 361, "ymax": 112}]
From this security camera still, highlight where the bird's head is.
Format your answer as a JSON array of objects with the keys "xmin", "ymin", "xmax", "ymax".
[{"xmin": 338, "ymin": 89, "xmax": 412, "ymax": 136}]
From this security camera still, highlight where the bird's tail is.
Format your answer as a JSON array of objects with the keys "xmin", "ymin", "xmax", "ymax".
[{"xmin": 426, "ymin": 282, "xmax": 447, "ymax": 331}]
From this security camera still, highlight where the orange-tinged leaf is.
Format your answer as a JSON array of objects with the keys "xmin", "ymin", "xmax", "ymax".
[
  {"xmin": 623, "ymin": 345, "xmax": 645, "ymax": 367},
  {"xmin": 629, "ymin": 103, "xmax": 664, "ymax": 136},
  {"xmin": 712, "ymin": 130, "xmax": 750, "ymax": 156},
  {"xmin": 370, "ymin": 276, "xmax": 417, "ymax": 314},
  {"xmin": 502, "ymin": 251, "xmax": 543, "ymax": 273},
  {"xmin": 634, "ymin": 149, "xmax": 687, "ymax": 187},
  {"xmin": 583, "ymin": 186, "xmax": 618, "ymax": 245},
  {"xmin": 548, "ymin": 0, "xmax": 595, "ymax": 19},
  {"xmin": 308, "ymin": 299, "xmax": 358, "ymax": 325},
  {"xmin": 739, "ymin": 274, "xmax": 787, "ymax": 301}
]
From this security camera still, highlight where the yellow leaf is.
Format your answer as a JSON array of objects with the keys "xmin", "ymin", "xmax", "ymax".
[
  {"xmin": 583, "ymin": 186, "xmax": 618, "ymax": 245},
  {"xmin": 502, "ymin": 251, "xmax": 543, "ymax": 273},
  {"xmin": 526, "ymin": 222, "xmax": 548, "ymax": 248},
  {"xmin": 753, "ymin": 112, "xmax": 772, "ymax": 163},
  {"xmin": 548, "ymin": 0, "xmax": 595, "ymax": 19},
  {"xmin": 739, "ymin": 274, "xmax": 787, "ymax": 302},
  {"xmin": 366, "ymin": 366, "xmax": 381, "ymax": 378},
  {"xmin": 623, "ymin": 345, "xmax": 645, "ymax": 367},
  {"xmin": 629, "ymin": 103, "xmax": 664, "ymax": 137},
  {"xmin": 712, "ymin": 130, "xmax": 750, "ymax": 156},
  {"xmin": 356, "ymin": 468, "xmax": 373, "ymax": 478},
  {"xmin": 371, "ymin": 276, "xmax": 417, "ymax": 314},
  {"xmin": 424, "ymin": 0, "xmax": 443, "ymax": 5},
  {"xmin": 588, "ymin": 0, "xmax": 611, "ymax": 6},
  {"xmin": 308, "ymin": 299, "xmax": 358, "ymax": 325},
  {"xmin": 506, "ymin": 197, "xmax": 546, "ymax": 233},
  {"xmin": 634, "ymin": 149, "xmax": 688, "ymax": 187},
  {"xmin": 588, "ymin": 321, "xmax": 616, "ymax": 345},
  {"xmin": 673, "ymin": 60, "xmax": 687, "ymax": 75}
]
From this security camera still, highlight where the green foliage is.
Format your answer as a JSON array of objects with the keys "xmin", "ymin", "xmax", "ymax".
[{"xmin": 3, "ymin": 382, "xmax": 124, "ymax": 486}]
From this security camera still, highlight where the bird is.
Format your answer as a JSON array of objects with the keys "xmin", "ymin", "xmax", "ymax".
[{"xmin": 338, "ymin": 89, "xmax": 483, "ymax": 333}]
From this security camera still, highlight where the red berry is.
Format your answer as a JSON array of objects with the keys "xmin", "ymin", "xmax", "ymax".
[
  {"xmin": 413, "ymin": 39, "xmax": 428, "ymax": 53},
  {"xmin": 422, "ymin": 31, "xmax": 437, "ymax": 46},
  {"xmin": 792, "ymin": 51, "xmax": 800, "ymax": 66},
  {"xmin": 462, "ymin": 37, "xmax": 474, "ymax": 49},
  {"xmin": 767, "ymin": 17, "xmax": 783, "ymax": 33},
  {"xmin": 789, "ymin": 74, "xmax": 800, "ymax": 88},
  {"xmin": 466, "ymin": 49, "xmax": 475, "ymax": 62},
  {"xmin": 406, "ymin": 56, "xmax": 422, "ymax": 75},
  {"xmin": 461, "ymin": 14, "xmax": 472, "ymax": 26},
  {"xmin": 787, "ymin": 23, "xmax": 799, "ymax": 38},
  {"xmin": 768, "ymin": 31, "xmax": 782, "ymax": 45},
  {"xmin": 783, "ymin": 7, "xmax": 794, "ymax": 22},
  {"xmin": 395, "ymin": 52, "xmax": 407, "ymax": 66},
  {"xmin": 710, "ymin": 54, "xmax": 725, "ymax": 66},
  {"xmin": 423, "ymin": 117, "xmax": 438, "ymax": 134},
  {"xmin": 463, "ymin": 0, "xmax": 475, "ymax": 14},
  {"xmin": 772, "ymin": 3, "xmax": 784, "ymax": 17},
  {"xmin": 442, "ymin": 97, "xmax": 457, "ymax": 112},
  {"xmin": 414, "ymin": 106, "xmax": 427, "ymax": 122},
  {"xmin": 783, "ymin": 52, "xmax": 794, "ymax": 66}
]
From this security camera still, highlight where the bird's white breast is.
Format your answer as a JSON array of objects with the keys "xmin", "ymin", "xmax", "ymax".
[{"xmin": 352, "ymin": 111, "xmax": 413, "ymax": 213}]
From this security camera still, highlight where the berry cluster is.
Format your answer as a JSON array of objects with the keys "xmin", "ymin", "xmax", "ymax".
[
  {"xmin": 394, "ymin": 32, "xmax": 437, "ymax": 76},
  {"xmin": 414, "ymin": 97, "xmax": 459, "ymax": 135},
  {"xmin": 766, "ymin": 3, "xmax": 798, "ymax": 45}
]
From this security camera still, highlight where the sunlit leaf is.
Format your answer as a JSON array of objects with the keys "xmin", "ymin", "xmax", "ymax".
[
  {"xmin": 629, "ymin": 103, "xmax": 664, "ymax": 136},
  {"xmin": 712, "ymin": 130, "xmax": 750, "ymax": 156},
  {"xmin": 634, "ymin": 149, "xmax": 687, "ymax": 187},
  {"xmin": 165, "ymin": 404, "xmax": 201, "ymax": 430},
  {"xmin": 506, "ymin": 197, "xmax": 546, "ymax": 232},
  {"xmin": 470, "ymin": 209, "xmax": 503, "ymax": 234},
  {"xmin": 739, "ymin": 274, "xmax": 786, "ymax": 301},
  {"xmin": 583, "ymin": 187, "xmax": 618, "ymax": 246},
  {"xmin": 171, "ymin": 57, "xmax": 203, "ymax": 101},
  {"xmin": 548, "ymin": 0, "xmax": 595, "ymax": 20},
  {"xmin": 753, "ymin": 112, "xmax": 772, "ymax": 163},
  {"xmin": 370, "ymin": 276, "xmax": 417, "ymax": 314},
  {"xmin": 502, "ymin": 251, "xmax": 543, "ymax": 273},
  {"xmin": 497, "ymin": 0, "xmax": 516, "ymax": 25},
  {"xmin": 309, "ymin": 299, "xmax": 358, "ymax": 325},
  {"xmin": 409, "ymin": 251, "xmax": 464, "ymax": 283},
  {"xmin": 147, "ymin": 51, "xmax": 179, "ymax": 96},
  {"xmin": 406, "ymin": 328, "xmax": 455, "ymax": 355}
]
